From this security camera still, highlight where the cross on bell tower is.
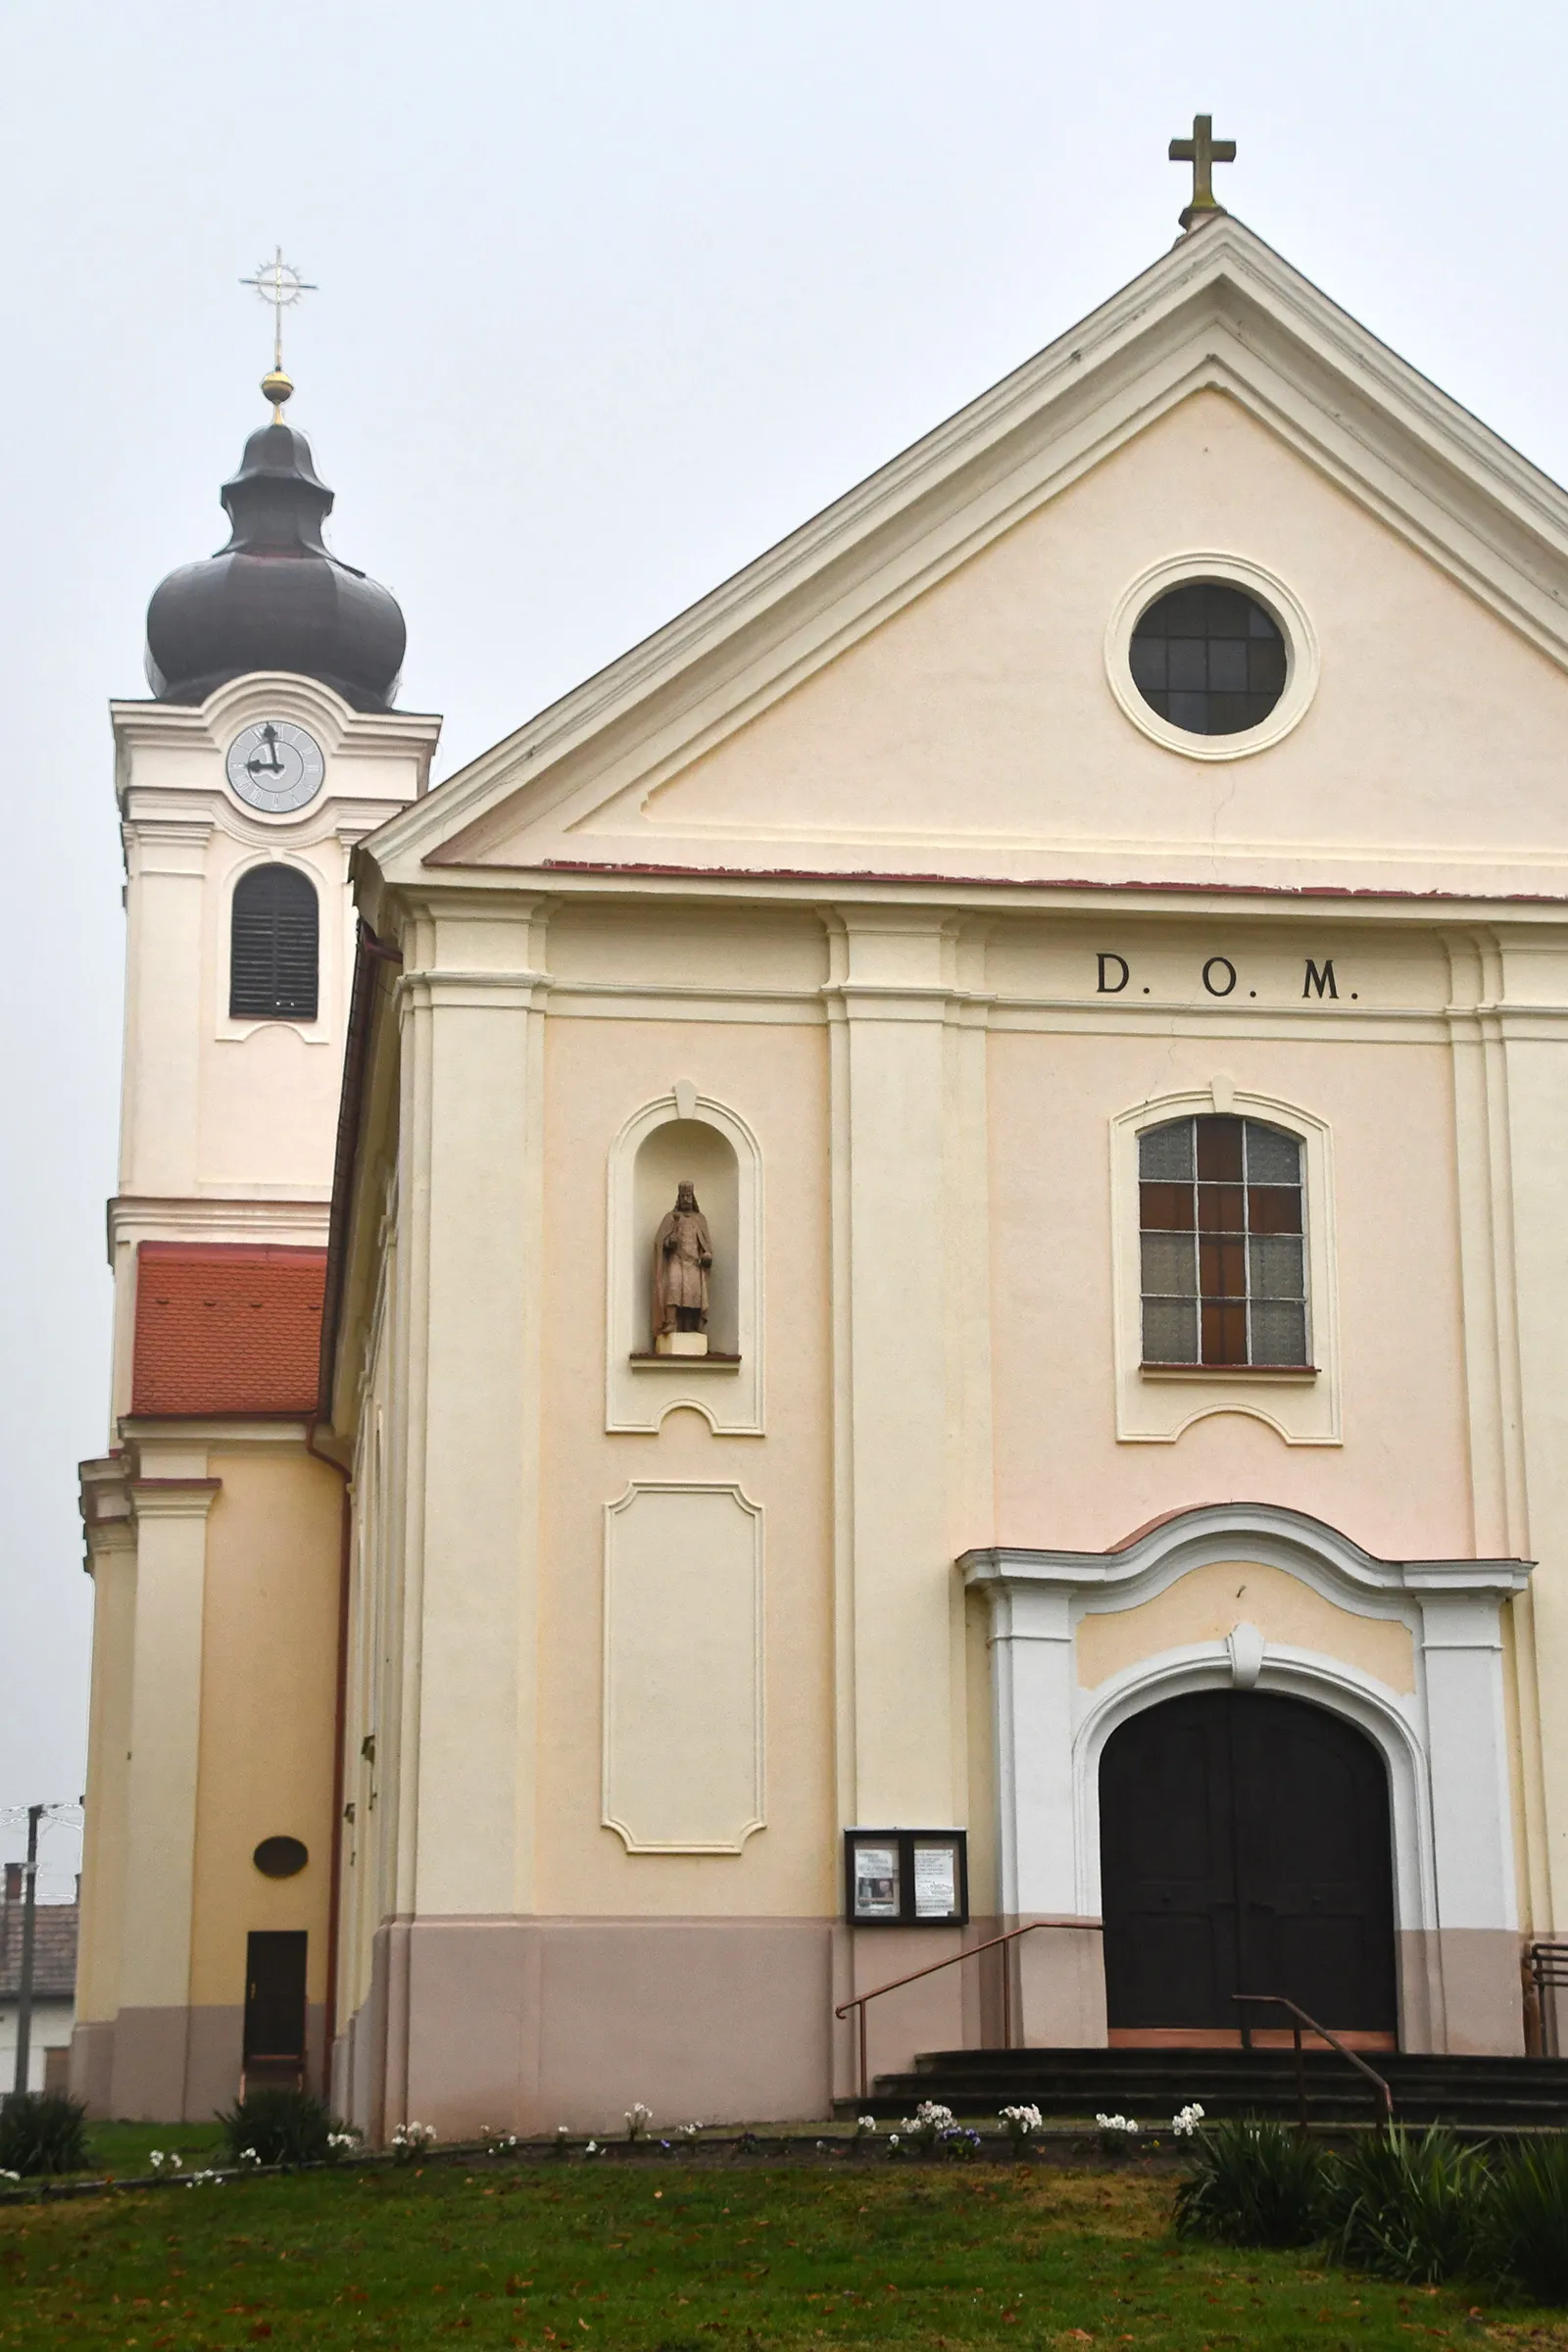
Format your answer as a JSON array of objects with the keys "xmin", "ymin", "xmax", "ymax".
[
  {"xmin": 1169, "ymin": 113, "xmax": 1236, "ymax": 232},
  {"xmin": 238, "ymin": 248, "xmax": 318, "ymax": 420}
]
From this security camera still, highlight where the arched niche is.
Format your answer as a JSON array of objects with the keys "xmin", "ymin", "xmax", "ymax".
[
  {"xmin": 607, "ymin": 1088, "xmax": 763, "ymax": 1434},
  {"xmin": 634, "ymin": 1120, "xmax": 740, "ymax": 1358}
]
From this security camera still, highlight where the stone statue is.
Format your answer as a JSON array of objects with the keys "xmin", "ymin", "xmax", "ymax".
[{"xmin": 652, "ymin": 1182, "xmax": 712, "ymax": 1354}]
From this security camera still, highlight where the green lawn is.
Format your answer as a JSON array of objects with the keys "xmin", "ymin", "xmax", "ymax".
[{"xmin": 2, "ymin": 2157, "xmax": 1563, "ymax": 2348}]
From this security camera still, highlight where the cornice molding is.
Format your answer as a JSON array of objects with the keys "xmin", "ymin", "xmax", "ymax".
[
  {"xmin": 129, "ymin": 1476, "xmax": 221, "ymax": 1522},
  {"xmin": 112, "ymin": 673, "xmax": 442, "ymax": 763},
  {"xmin": 960, "ymin": 1500, "xmax": 1534, "ymax": 1609},
  {"xmin": 107, "ymin": 1195, "xmax": 329, "ymax": 1266},
  {"xmin": 118, "ymin": 1416, "xmax": 317, "ymax": 1453}
]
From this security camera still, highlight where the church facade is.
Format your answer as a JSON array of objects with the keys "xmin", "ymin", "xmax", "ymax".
[{"xmin": 74, "ymin": 199, "xmax": 1568, "ymax": 2130}]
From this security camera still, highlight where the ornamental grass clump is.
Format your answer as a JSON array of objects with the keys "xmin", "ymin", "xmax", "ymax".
[
  {"xmin": 1329, "ymin": 2126, "xmax": 1488, "ymax": 2285},
  {"xmin": 1483, "ymin": 2133, "xmax": 1568, "ymax": 2305},
  {"xmin": 1174, "ymin": 2116, "xmax": 1331, "ymax": 2249},
  {"xmin": 0, "ymin": 2091, "xmax": 91, "ymax": 2178},
  {"xmin": 216, "ymin": 2087, "xmax": 342, "ymax": 2170}
]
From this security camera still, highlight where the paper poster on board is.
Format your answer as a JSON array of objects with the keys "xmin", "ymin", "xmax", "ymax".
[
  {"xmin": 912, "ymin": 1840, "xmax": 957, "ymax": 1919},
  {"xmin": 854, "ymin": 1844, "xmax": 900, "ymax": 1919}
]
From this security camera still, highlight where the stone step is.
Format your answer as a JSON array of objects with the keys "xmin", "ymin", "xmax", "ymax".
[{"xmin": 837, "ymin": 2046, "xmax": 1568, "ymax": 2131}]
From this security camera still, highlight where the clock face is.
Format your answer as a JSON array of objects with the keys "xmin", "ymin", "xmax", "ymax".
[{"xmin": 224, "ymin": 720, "xmax": 325, "ymax": 813}]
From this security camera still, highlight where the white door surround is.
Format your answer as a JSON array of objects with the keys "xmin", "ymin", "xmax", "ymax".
[{"xmin": 961, "ymin": 1503, "xmax": 1533, "ymax": 2051}]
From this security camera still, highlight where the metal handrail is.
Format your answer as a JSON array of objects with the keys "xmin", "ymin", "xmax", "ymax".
[
  {"xmin": 835, "ymin": 1918, "xmax": 1102, "ymax": 2102},
  {"xmin": 1233, "ymin": 1993, "xmax": 1395, "ymax": 2129},
  {"xmin": 1528, "ymin": 1942, "xmax": 1568, "ymax": 2058}
]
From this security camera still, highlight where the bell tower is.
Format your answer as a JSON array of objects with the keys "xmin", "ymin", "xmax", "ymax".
[
  {"xmin": 107, "ymin": 400, "xmax": 439, "ymax": 1412},
  {"xmin": 74, "ymin": 314, "xmax": 440, "ymax": 2118}
]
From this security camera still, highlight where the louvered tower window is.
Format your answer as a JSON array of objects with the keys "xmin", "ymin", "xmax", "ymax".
[{"xmin": 229, "ymin": 865, "xmax": 319, "ymax": 1021}]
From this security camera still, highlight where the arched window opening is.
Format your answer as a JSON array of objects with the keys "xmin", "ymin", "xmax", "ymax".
[
  {"xmin": 1139, "ymin": 1113, "xmax": 1306, "ymax": 1367},
  {"xmin": 230, "ymin": 865, "xmax": 319, "ymax": 1021}
]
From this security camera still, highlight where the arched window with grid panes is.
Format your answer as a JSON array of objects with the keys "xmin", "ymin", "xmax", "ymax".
[
  {"xmin": 229, "ymin": 864, "xmax": 319, "ymax": 1022},
  {"xmin": 1138, "ymin": 1114, "xmax": 1308, "ymax": 1368}
]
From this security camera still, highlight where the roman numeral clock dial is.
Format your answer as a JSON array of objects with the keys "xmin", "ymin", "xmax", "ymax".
[{"xmin": 224, "ymin": 719, "xmax": 325, "ymax": 813}]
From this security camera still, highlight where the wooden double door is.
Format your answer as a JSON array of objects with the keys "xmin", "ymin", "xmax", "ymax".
[{"xmin": 1100, "ymin": 1691, "xmax": 1397, "ymax": 2043}]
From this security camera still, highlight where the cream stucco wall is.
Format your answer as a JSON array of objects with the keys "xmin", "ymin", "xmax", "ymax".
[
  {"xmin": 538, "ymin": 1004, "xmax": 835, "ymax": 1918},
  {"xmin": 987, "ymin": 1003, "xmax": 1474, "ymax": 1558},
  {"xmin": 300, "ymin": 227, "xmax": 1568, "ymax": 2120},
  {"xmin": 328, "ymin": 892, "xmax": 1559, "ymax": 2121},
  {"xmin": 1075, "ymin": 1558, "xmax": 1416, "ymax": 1692},
  {"xmin": 579, "ymin": 392, "xmax": 1568, "ymax": 897},
  {"xmin": 74, "ymin": 676, "xmax": 433, "ymax": 2119},
  {"xmin": 188, "ymin": 1446, "xmax": 342, "ymax": 2012}
]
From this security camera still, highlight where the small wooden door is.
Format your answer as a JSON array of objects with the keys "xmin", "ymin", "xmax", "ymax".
[
  {"xmin": 243, "ymin": 1931, "xmax": 308, "ymax": 2084},
  {"xmin": 1100, "ymin": 1691, "xmax": 1396, "ymax": 2040}
]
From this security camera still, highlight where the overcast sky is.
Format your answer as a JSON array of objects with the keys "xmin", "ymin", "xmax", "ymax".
[{"xmin": 4, "ymin": 0, "xmax": 1566, "ymax": 1894}]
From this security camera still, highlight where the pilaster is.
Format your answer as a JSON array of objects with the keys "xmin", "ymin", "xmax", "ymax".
[
  {"xmin": 74, "ymin": 1463, "xmax": 136, "ymax": 2089},
  {"xmin": 391, "ymin": 903, "xmax": 554, "ymax": 1952},
  {"xmin": 109, "ymin": 1455, "xmax": 220, "ymax": 2119},
  {"xmin": 824, "ymin": 908, "xmax": 991, "ymax": 1829},
  {"xmin": 119, "ymin": 818, "xmax": 212, "ymax": 1200},
  {"xmin": 1489, "ymin": 930, "xmax": 1568, "ymax": 1934}
]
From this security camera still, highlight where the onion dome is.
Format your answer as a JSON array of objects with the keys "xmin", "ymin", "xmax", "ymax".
[{"xmin": 144, "ymin": 402, "xmax": 405, "ymax": 711}]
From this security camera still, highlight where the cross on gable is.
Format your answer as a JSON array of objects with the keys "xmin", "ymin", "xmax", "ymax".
[{"xmin": 1169, "ymin": 113, "xmax": 1236, "ymax": 231}]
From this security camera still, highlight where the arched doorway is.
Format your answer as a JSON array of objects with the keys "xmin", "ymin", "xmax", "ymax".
[{"xmin": 1099, "ymin": 1690, "xmax": 1397, "ymax": 2045}]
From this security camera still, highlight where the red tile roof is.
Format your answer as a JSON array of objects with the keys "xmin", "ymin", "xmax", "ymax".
[
  {"xmin": 131, "ymin": 1244, "xmax": 326, "ymax": 1417},
  {"xmin": 0, "ymin": 1895, "xmax": 77, "ymax": 2002}
]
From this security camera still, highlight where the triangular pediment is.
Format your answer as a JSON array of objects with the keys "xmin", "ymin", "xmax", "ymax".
[{"xmin": 368, "ymin": 218, "xmax": 1568, "ymax": 903}]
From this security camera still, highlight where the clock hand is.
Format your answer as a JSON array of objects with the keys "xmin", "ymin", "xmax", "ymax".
[{"xmin": 246, "ymin": 725, "xmax": 285, "ymax": 777}]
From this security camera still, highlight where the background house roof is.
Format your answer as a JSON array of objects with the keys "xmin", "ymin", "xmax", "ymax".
[{"xmin": 0, "ymin": 1873, "xmax": 77, "ymax": 2004}]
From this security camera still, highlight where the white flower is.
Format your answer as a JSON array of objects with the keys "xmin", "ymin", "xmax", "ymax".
[
  {"xmin": 150, "ymin": 2149, "xmax": 183, "ymax": 2173},
  {"xmin": 900, "ymin": 2099, "xmax": 957, "ymax": 2143},
  {"xmin": 1000, "ymin": 2104, "xmax": 1044, "ymax": 2141},
  {"xmin": 585, "ymin": 2138, "xmax": 602, "ymax": 2155},
  {"xmin": 1171, "ymin": 2102, "xmax": 1206, "ymax": 2137},
  {"xmin": 1095, "ymin": 2112, "xmax": 1139, "ymax": 2132},
  {"xmin": 855, "ymin": 2115, "xmax": 876, "ymax": 2136},
  {"xmin": 624, "ymin": 2102, "xmax": 654, "ymax": 2140},
  {"xmin": 0, "ymin": 2168, "xmax": 21, "ymax": 2181}
]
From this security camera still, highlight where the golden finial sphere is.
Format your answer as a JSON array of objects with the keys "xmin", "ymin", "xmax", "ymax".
[{"xmin": 261, "ymin": 367, "xmax": 294, "ymax": 416}]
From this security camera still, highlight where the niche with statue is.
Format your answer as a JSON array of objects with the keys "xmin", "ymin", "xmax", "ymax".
[
  {"xmin": 606, "ymin": 1089, "xmax": 762, "ymax": 1434},
  {"xmin": 633, "ymin": 1120, "xmax": 739, "ymax": 1360}
]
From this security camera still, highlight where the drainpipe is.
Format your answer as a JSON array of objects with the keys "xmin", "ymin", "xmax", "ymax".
[
  {"xmin": 312, "ymin": 921, "xmax": 403, "ymax": 2113},
  {"xmin": 307, "ymin": 1426, "xmax": 352, "ymax": 2107}
]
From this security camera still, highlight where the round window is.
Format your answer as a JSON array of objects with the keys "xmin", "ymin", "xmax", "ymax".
[
  {"xmin": 1129, "ymin": 581, "xmax": 1287, "ymax": 737},
  {"xmin": 253, "ymin": 1836, "xmax": 309, "ymax": 1880}
]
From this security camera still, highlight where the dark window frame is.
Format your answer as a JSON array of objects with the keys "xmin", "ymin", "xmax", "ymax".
[
  {"xmin": 229, "ymin": 863, "xmax": 320, "ymax": 1022},
  {"xmin": 1129, "ymin": 580, "xmax": 1288, "ymax": 737},
  {"xmin": 1138, "ymin": 1113, "xmax": 1309, "ymax": 1370}
]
